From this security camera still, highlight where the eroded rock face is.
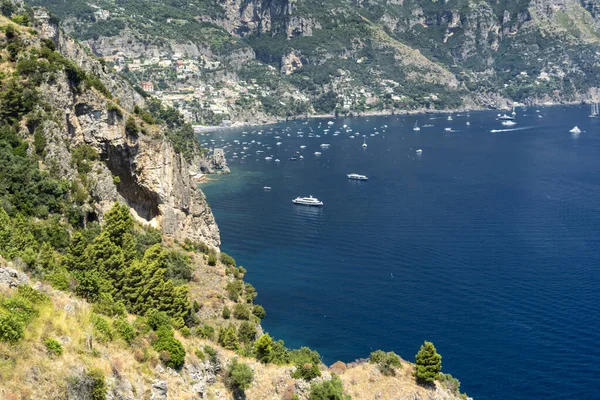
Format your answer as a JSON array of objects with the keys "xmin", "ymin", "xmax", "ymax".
[{"xmin": 32, "ymin": 11, "xmax": 221, "ymax": 248}]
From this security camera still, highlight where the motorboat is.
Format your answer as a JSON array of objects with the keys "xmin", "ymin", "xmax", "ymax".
[
  {"xmin": 293, "ymin": 195, "xmax": 323, "ymax": 206},
  {"xmin": 347, "ymin": 173, "xmax": 369, "ymax": 180}
]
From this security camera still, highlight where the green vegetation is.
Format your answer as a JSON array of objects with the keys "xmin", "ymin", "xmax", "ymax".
[
  {"xmin": 369, "ymin": 350, "xmax": 402, "ymax": 376},
  {"xmin": 44, "ymin": 337, "xmax": 64, "ymax": 356},
  {"xmin": 309, "ymin": 375, "xmax": 350, "ymax": 400},
  {"xmin": 415, "ymin": 341, "xmax": 442, "ymax": 385},
  {"xmin": 225, "ymin": 358, "xmax": 254, "ymax": 393}
]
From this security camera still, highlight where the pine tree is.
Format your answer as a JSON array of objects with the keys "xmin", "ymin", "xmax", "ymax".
[
  {"xmin": 103, "ymin": 203, "xmax": 133, "ymax": 246},
  {"xmin": 415, "ymin": 341, "xmax": 442, "ymax": 384},
  {"xmin": 64, "ymin": 231, "xmax": 89, "ymax": 271}
]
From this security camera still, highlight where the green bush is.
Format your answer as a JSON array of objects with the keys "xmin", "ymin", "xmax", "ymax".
[
  {"xmin": 254, "ymin": 333, "xmax": 273, "ymax": 363},
  {"xmin": 107, "ymin": 102, "xmax": 123, "ymax": 118},
  {"xmin": 91, "ymin": 313, "xmax": 114, "ymax": 342},
  {"xmin": 87, "ymin": 368, "xmax": 107, "ymax": 400},
  {"xmin": 309, "ymin": 375, "xmax": 349, "ymax": 400},
  {"xmin": 226, "ymin": 280, "xmax": 243, "ymax": 301},
  {"xmin": 369, "ymin": 350, "xmax": 402, "ymax": 376},
  {"xmin": 152, "ymin": 326, "xmax": 186, "ymax": 369},
  {"xmin": 125, "ymin": 116, "xmax": 139, "ymax": 136},
  {"xmin": 290, "ymin": 347, "xmax": 322, "ymax": 381},
  {"xmin": 207, "ymin": 253, "xmax": 217, "ymax": 266},
  {"xmin": 237, "ymin": 321, "xmax": 256, "ymax": 343},
  {"xmin": 222, "ymin": 305, "xmax": 230, "ymax": 319},
  {"xmin": 218, "ymin": 325, "xmax": 239, "ymax": 351},
  {"xmin": 220, "ymin": 252, "xmax": 236, "ymax": 267},
  {"xmin": 438, "ymin": 373, "xmax": 462, "ymax": 395},
  {"xmin": 0, "ymin": 313, "xmax": 24, "ymax": 343},
  {"xmin": 233, "ymin": 303, "xmax": 250, "ymax": 320},
  {"xmin": 180, "ymin": 326, "xmax": 191, "ymax": 337},
  {"xmin": 415, "ymin": 341, "xmax": 442, "ymax": 384},
  {"xmin": 252, "ymin": 305, "xmax": 266, "ymax": 319},
  {"xmin": 204, "ymin": 345, "xmax": 218, "ymax": 365},
  {"xmin": 113, "ymin": 318, "xmax": 136, "ymax": 344},
  {"xmin": 146, "ymin": 309, "xmax": 172, "ymax": 330},
  {"xmin": 44, "ymin": 337, "xmax": 63, "ymax": 356},
  {"xmin": 226, "ymin": 358, "xmax": 254, "ymax": 393}
]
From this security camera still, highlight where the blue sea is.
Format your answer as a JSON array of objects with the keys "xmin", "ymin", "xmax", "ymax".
[{"xmin": 201, "ymin": 105, "xmax": 600, "ymax": 400}]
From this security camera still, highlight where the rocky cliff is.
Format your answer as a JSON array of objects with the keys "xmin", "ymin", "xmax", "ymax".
[{"xmin": 29, "ymin": 9, "xmax": 220, "ymax": 248}]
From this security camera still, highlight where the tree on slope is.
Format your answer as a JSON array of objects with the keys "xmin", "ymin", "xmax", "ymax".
[{"xmin": 415, "ymin": 341, "xmax": 442, "ymax": 384}]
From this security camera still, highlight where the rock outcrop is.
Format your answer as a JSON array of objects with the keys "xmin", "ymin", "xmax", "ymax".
[{"xmin": 31, "ymin": 9, "xmax": 221, "ymax": 248}]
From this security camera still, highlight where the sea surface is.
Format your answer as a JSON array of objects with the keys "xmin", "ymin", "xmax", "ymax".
[{"xmin": 201, "ymin": 105, "xmax": 600, "ymax": 400}]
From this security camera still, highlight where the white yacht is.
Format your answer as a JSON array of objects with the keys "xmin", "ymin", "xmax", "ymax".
[
  {"xmin": 264, "ymin": 186, "xmax": 272, "ymax": 190},
  {"xmin": 498, "ymin": 114, "xmax": 515, "ymax": 120},
  {"xmin": 444, "ymin": 127, "xmax": 452, "ymax": 132},
  {"xmin": 314, "ymin": 151, "xmax": 322, "ymax": 155},
  {"xmin": 447, "ymin": 115, "xmax": 453, "ymax": 121},
  {"xmin": 347, "ymin": 173, "xmax": 369, "ymax": 181},
  {"xmin": 413, "ymin": 122, "xmax": 421, "ymax": 131},
  {"xmin": 570, "ymin": 126, "xmax": 582, "ymax": 134},
  {"xmin": 293, "ymin": 195, "xmax": 323, "ymax": 206},
  {"xmin": 502, "ymin": 120, "xmax": 517, "ymax": 126},
  {"xmin": 362, "ymin": 137, "xmax": 368, "ymax": 148},
  {"xmin": 320, "ymin": 143, "xmax": 331, "ymax": 148},
  {"xmin": 416, "ymin": 149, "xmax": 423, "ymax": 154}
]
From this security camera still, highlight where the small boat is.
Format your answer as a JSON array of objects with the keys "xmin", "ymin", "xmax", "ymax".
[
  {"xmin": 347, "ymin": 173, "xmax": 369, "ymax": 180},
  {"xmin": 362, "ymin": 137, "xmax": 368, "ymax": 148},
  {"xmin": 444, "ymin": 127, "xmax": 452, "ymax": 132},
  {"xmin": 466, "ymin": 121, "xmax": 470, "ymax": 126},
  {"xmin": 289, "ymin": 156, "xmax": 298, "ymax": 161},
  {"xmin": 423, "ymin": 124, "xmax": 434, "ymax": 128},
  {"xmin": 569, "ymin": 126, "xmax": 582, "ymax": 134},
  {"xmin": 416, "ymin": 149, "xmax": 423, "ymax": 154},
  {"xmin": 265, "ymin": 156, "xmax": 273, "ymax": 160},
  {"xmin": 320, "ymin": 143, "xmax": 331, "ymax": 148},
  {"xmin": 502, "ymin": 120, "xmax": 517, "ymax": 126},
  {"xmin": 264, "ymin": 186, "xmax": 272, "ymax": 190},
  {"xmin": 293, "ymin": 195, "xmax": 323, "ymax": 206},
  {"xmin": 497, "ymin": 114, "xmax": 515, "ymax": 121},
  {"xmin": 413, "ymin": 122, "xmax": 421, "ymax": 131},
  {"xmin": 314, "ymin": 152, "xmax": 322, "ymax": 155},
  {"xmin": 275, "ymin": 159, "xmax": 280, "ymax": 163},
  {"xmin": 447, "ymin": 115, "xmax": 453, "ymax": 121}
]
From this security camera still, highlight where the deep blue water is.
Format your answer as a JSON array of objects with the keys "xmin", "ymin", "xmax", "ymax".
[{"xmin": 201, "ymin": 105, "xmax": 600, "ymax": 400}]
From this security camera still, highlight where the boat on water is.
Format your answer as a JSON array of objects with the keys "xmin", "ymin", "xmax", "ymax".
[
  {"xmin": 447, "ymin": 115, "xmax": 453, "ymax": 121},
  {"xmin": 293, "ymin": 195, "xmax": 323, "ymax": 206},
  {"xmin": 444, "ymin": 127, "xmax": 452, "ymax": 132},
  {"xmin": 347, "ymin": 173, "xmax": 369, "ymax": 181},
  {"xmin": 264, "ymin": 186, "xmax": 272, "ymax": 190},
  {"xmin": 416, "ymin": 149, "xmax": 423, "ymax": 154},
  {"xmin": 314, "ymin": 152, "xmax": 321, "ymax": 155},
  {"xmin": 362, "ymin": 137, "xmax": 368, "ymax": 148},
  {"xmin": 570, "ymin": 126, "xmax": 582, "ymax": 134},
  {"xmin": 289, "ymin": 156, "xmax": 298, "ymax": 161},
  {"xmin": 589, "ymin": 103, "xmax": 599, "ymax": 118},
  {"xmin": 466, "ymin": 121, "xmax": 471, "ymax": 126},
  {"xmin": 413, "ymin": 122, "xmax": 421, "ymax": 131},
  {"xmin": 497, "ymin": 114, "xmax": 515, "ymax": 120},
  {"xmin": 502, "ymin": 120, "xmax": 517, "ymax": 126},
  {"xmin": 320, "ymin": 143, "xmax": 331, "ymax": 148},
  {"xmin": 423, "ymin": 124, "xmax": 434, "ymax": 128}
]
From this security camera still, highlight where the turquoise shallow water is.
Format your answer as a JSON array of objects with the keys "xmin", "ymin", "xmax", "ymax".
[{"xmin": 201, "ymin": 106, "xmax": 600, "ymax": 400}]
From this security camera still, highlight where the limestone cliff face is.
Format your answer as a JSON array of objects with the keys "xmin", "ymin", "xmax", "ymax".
[{"xmin": 32, "ymin": 10, "xmax": 221, "ymax": 248}]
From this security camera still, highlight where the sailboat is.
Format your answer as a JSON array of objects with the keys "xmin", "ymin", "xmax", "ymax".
[
  {"xmin": 362, "ymin": 137, "xmax": 368, "ymax": 148},
  {"xmin": 589, "ymin": 103, "xmax": 599, "ymax": 118},
  {"xmin": 413, "ymin": 121, "xmax": 421, "ymax": 131}
]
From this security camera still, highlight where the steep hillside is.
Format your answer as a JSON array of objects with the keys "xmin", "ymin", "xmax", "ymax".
[
  {"xmin": 27, "ymin": 0, "xmax": 600, "ymax": 125},
  {"xmin": 0, "ymin": 5, "xmax": 469, "ymax": 399}
]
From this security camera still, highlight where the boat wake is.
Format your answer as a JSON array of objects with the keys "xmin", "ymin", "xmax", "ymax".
[{"xmin": 490, "ymin": 126, "xmax": 533, "ymax": 133}]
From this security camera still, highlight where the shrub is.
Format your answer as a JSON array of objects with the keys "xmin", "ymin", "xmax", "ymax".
[
  {"xmin": 180, "ymin": 326, "xmax": 191, "ymax": 337},
  {"xmin": 237, "ymin": 321, "xmax": 256, "ymax": 343},
  {"xmin": 226, "ymin": 358, "xmax": 254, "ymax": 392},
  {"xmin": 125, "ymin": 116, "xmax": 139, "ymax": 136},
  {"xmin": 220, "ymin": 252, "xmax": 236, "ymax": 267},
  {"xmin": 193, "ymin": 323, "xmax": 215, "ymax": 340},
  {"xmin": 222, "ymin": 305, "xmax": 230, "ymax": 319},
  {"xmin": 113, "ymin": 318, "xmax": 136, "ymax": 345},
  {"xmin": 204, "ymin": 345, "xmax": 218, "ymax": 365},
  {"xmin": 152, "ymin": 326, "xmax": 186, "ymax": 369},
  {"xmin": 244, "ymin": 283, "xmax": 257, "ymax": 303},
  {"xmin": 91, "ymin": 314, "xmax": 114, "ymax": 342},
  {"xmin": 415, "ymin": 341, "xmax": 442, "ymax": 384},
  {"xmin": 207, "ymin": 253, "xmax": 217, "ymax": 266},
  {"xmin": 252, "ymin": 305, "xmax": 266, "ymax": 319},
  {"xmin": 107, "ymin": 102, "xmax": 123, "ymax": 118},
  {"xmin": 439, "ymin": 373, "xmax": 462, "ymax": 395},
  {"xmin": 254, "ymin": 334, "xmax": 273, "ymax": 363},
  {"xmin": 290, "ymin": 347, "xmax": 322, "ymax": 380},
  {"xmin": 0, "ymin": 313, "xmax": 24, "ymax": 343},
  {"xmin": 44, "ymin": 337, "xmax": 63, "ymax": 356},
  {"xmin": 92, "ymin": 293, "xmax": 127, "ymax": 317},
  {"xmin": 369, "ymin": 350, "xmax": 402, "ymax": 376},
  {"xmin": 309, "ymin": 376, "xmax": 349, "ymax": 400},
  {"xmin": 146, "ymin": 309, "xmax": 172, "ymax": 330},
  {"xmin": 87, "ymin": 368, "xmax": 107, "ymax": 400},
  {"xmin": 233, "ymin": 303, "xmax": 250, "ymax": 320},
  {"xmin": 226, "ymin": 280, "xmax": 243, "ymax": 301},
  {"xmin": 218, "ymin": 325, "xmax": 239, "ymax": 351}
]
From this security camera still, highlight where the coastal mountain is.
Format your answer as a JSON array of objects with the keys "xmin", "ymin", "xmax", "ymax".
[
  {"xmin": 0, "ymin": 2, "xmax": 468, "ymax": 399},
  {"xmin": 28, "ymin": 0, "xmax": 600, "ymax": 125}
]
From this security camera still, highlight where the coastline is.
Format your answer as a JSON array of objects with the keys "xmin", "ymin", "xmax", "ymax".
[{"xmin": 194, "ymin": 99, "xmax": 586, "ymax": 133}]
